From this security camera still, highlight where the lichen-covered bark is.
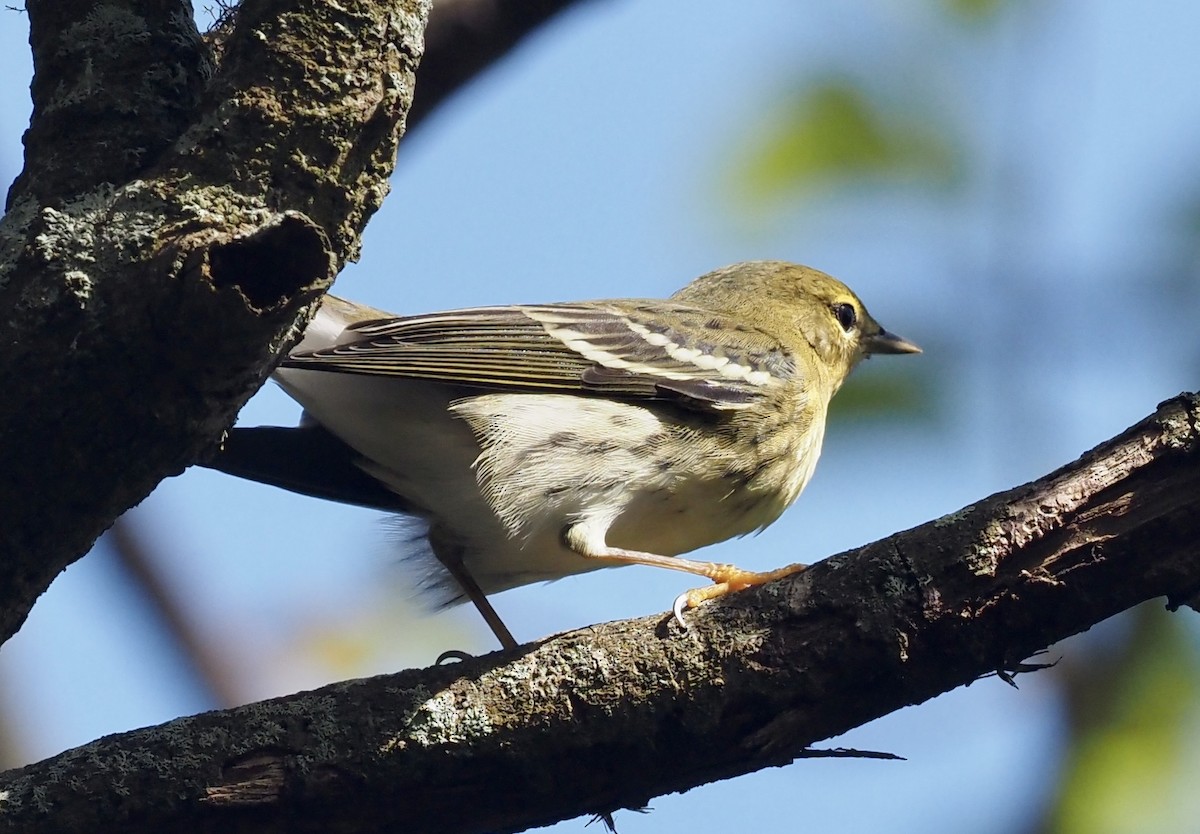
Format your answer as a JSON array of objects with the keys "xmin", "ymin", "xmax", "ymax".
[
  {"xmin": 2, "ymin": 394, "xmax": 1196, "ymax": 834},
  {"xmin": 0, "ymin": 0, "xmax": 430, "ymax": 643}
]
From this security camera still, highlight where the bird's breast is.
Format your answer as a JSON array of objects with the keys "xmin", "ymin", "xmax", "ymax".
[{"xmin": 453, "ymin": 392, "xmax": 828, "ymax": 559}]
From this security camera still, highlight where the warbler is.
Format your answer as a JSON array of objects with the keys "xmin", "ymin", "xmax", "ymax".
[{"xmin": 209, "ymin": 261, "xmax": 919, "ymax": 649}]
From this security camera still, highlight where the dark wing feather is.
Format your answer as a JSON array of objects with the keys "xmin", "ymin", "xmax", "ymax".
[{"xmin": 282, "ymin": 302, "xmax": 798, "ymax": 410}]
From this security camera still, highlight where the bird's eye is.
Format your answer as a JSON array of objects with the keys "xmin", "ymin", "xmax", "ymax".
[{"xmin": 832, "ymin": 302, "xmax": 857, "ymax": 332}]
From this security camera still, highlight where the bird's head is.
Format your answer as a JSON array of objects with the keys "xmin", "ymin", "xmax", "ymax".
[{"xmin": 671, "ymin": 260, "xmax": 921, "ymax": 388}]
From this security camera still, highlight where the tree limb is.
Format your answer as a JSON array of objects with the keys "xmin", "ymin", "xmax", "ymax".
[
  {"xmin": 0, "ymin": 0, "xmax": 430, "ymax": 644},
  {"xmin": 2, "ymin": 393, "xmax": 1196, "ymax": 834},
  {"xmin": 410, "ymin": 0, "xmax": 596, "ymax": 131}
]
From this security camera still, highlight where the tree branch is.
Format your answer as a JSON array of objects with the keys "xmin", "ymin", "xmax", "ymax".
[
  {"xmin": 2, "ymin": 393, "xmax": 1196, "ymax": 834},
  {"xmin": 0, "ymin": 0, "xmax": 430, "ymax": 644},
  {"xmin": 409, "ymin": 0, "xmax": 594, "ymax": 131}
]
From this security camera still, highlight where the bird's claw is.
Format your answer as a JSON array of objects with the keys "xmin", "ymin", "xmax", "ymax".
[
  {"xmin": 671, "ymin": 564, "xmax": 808, "ymax": 634},
  {"xmin": 672, "ymin": 592, "xmax": 691, "ymax": 630},
  {"xmin": 436, "ymin": 649, "xmax": 475, "ymax": 664}
]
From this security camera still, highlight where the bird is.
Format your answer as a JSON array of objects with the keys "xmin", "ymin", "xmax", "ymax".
[{"xmin": 207, "ymin": 261, "xmax": 920, "ymax": 650}]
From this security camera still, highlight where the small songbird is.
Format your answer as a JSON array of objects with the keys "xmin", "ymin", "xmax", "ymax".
[{"xmin": 209, "ymin": 261, "xmax": 919, "ymax": 649}]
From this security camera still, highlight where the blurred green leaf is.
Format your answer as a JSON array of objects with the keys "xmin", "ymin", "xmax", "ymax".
[
  {"xmin": 940, "ymin": 0, "xmax": 1010, "ymax": 22},
  {"xmin": 732, "ymin": 79, "xmax": 961, "ymax": 205},
  {"xmin": 1045, "ymin": 607, "xmax": 1200, "ymax": 834},
  {"xmin": 828, "ymin": 364, "xmax": 938, "ymax": 424}
]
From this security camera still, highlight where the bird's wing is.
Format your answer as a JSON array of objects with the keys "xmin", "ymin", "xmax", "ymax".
[{"xmin": 282, "ymin": 301, "xmax": 798, "ymax": 409}]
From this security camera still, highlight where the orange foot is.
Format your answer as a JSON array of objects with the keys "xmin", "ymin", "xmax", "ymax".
[{"xmin": 672, "ymin": 562, "xmax": 808, "ymax": 626}]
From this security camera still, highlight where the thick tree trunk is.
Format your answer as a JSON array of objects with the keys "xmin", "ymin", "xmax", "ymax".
[{"xmin": 0, "ymin": 0, "xmax": 430, "ymax": 643}]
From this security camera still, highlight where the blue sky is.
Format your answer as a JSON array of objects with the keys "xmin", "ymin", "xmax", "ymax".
[{"xmin": 3, "ymin": 1, "xmax": 1200, "ymax": 831}]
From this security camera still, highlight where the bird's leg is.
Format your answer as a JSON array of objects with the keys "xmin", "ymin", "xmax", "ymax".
[
  {"xmin": 431, "ymin": 533, "xmax": 518, "ymax": 651},
  {"xmin": 442, "ymin": 558, "xmax": 519, "ymax": 651},
  {"xmin": 565, "ymin": 524, "xmax": 806, "ymax": 626}
]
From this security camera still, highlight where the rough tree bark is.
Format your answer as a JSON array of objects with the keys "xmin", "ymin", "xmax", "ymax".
[
  {"xmin": 0, "ymin": 0, "xmax": 430, "ymax": 644},
  {"xmin": 0, "ymin": 393, "xmax": 1197, "ymax": 834}
]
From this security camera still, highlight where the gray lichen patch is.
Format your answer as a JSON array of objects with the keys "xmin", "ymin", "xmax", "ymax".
[{"xmin": 404, "ymin": 690, "xmax": 496, "ymax": 748}]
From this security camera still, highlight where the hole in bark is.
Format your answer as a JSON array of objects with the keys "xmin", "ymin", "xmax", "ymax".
[{"xmin": 209, "ymin": 214, "xmax": 331, "ymax": 309}]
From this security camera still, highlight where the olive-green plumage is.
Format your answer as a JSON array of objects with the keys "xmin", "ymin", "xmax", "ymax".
[{"xmin": 228, "ymin": 261, "xmax": 919, "ymax": 648}]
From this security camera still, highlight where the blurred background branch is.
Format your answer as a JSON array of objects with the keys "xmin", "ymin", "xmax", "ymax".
[{"xmin": 410, "ymin": 0, "xmax": 596, "ymax": 132}]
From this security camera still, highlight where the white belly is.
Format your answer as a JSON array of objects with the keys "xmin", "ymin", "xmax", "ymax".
[{"xmin": 275, "ymin": 372, "xmax": 823, "ymax": 599}]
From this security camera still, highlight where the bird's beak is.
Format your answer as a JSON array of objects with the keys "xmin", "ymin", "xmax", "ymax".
[{"xmin": 865, "ymin": 328, "xmax": 922, "ymax": 355}]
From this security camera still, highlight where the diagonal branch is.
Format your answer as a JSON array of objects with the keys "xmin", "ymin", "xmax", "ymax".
[{"xmin": 2, "ymin": 393, "xmax": 1196, "ymax": 834}]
